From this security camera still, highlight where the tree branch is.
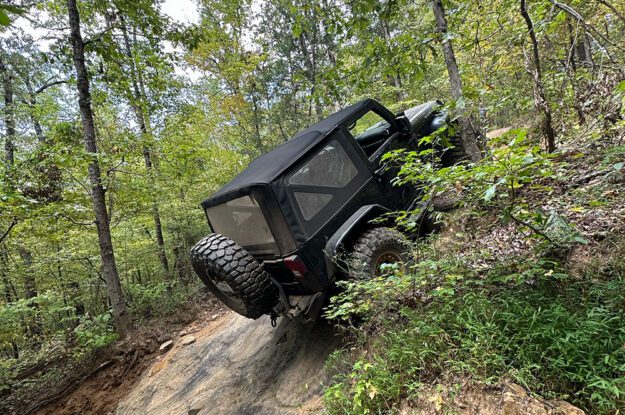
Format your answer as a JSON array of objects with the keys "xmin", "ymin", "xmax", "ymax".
[
  {"xmin": 548, "ymin": 0, "xmax": 624, "ymax": 55},
  {"xmin": 34, "ymin": 79, "xmax": 68, "ymax": 95},
  {"xmin": 0, "ymin": 219, "xmax": 17, "ymax": 244},
  {"xmin": 83, "ymin": 25, "xmax": 118, "ymax": 48}
]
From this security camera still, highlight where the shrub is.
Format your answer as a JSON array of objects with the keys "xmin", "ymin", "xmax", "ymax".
[
  {"xmin": 73, "ymin": 313, "xmax": 118, "ymax": 354},
  {"xmin": 125, "ymin": 281, "xmax": 188, "ymax": 319}
]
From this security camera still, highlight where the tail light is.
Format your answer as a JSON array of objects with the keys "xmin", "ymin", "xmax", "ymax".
[{"xmin": 284, "ymin": 255, "xmax": 309, "ymax": 280}]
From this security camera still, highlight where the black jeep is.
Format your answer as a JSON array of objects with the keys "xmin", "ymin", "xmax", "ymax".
[{"xmin": 190, "ymin": 99, "xmax": 464, "ymax": 322}]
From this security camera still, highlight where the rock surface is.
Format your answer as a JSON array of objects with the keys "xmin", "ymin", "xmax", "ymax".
[
  {"xmin": 181, "ymin": 336, "xmax": 196, "ymax": 346},
  {"xmin": 116, "ymin": 313, "xmax": 341, "ymax": 415},
  {"xmin": 158, "ymin": 340, "xmax": 173, "ymax": 354}
]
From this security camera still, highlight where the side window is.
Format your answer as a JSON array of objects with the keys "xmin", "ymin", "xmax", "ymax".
[
  {"xmin": 293, "ymin": 192, "xmax": 332, "ymax": 220},
  {"xmin": 348, "ymin": 110, "xmax": 396, "ymax": 157},
  {"xmin": 288, "ymin": 139, "xmax": 358, "ymax": 221},
  {"xmin": 289, "ymin": 141, "xmax": 357, "ymax": 188}
]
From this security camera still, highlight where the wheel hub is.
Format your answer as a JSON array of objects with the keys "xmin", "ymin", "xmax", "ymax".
[{"xmin": 372, "ymin": 249, "xmax": 405, "ymax": 277}]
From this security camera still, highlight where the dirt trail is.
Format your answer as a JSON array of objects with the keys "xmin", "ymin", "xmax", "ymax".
[{"xmin": 116, "ymin": 312, "xmax": 342, "ymax": 415}]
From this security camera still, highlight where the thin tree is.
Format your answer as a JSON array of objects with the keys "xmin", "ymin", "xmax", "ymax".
[
  {"xmin": 119, "ymin": 16, "xmax": 169, "ymax": 276},
  {"xmin": 520, "ymin": 0, "xmax": 556, "ymax": 153},
  {"xmin": 0, "ymin": 56, "xmax": 15, "ymax": 167},
  {"xmin": 67, "ymin": 0, "xmax": 130, "ymax": 337},
  {"xmin": 1, "ymin": 52, "xmax": 41, "ymax": 342},
  {"xmin": 431, "ymin": 0, "xmax": 482, "ymax": 162}
]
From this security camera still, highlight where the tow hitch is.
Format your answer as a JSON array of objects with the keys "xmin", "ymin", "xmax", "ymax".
[{"xmin": 269, "ymin": 276, "xmax": 325, "ymax": 325}]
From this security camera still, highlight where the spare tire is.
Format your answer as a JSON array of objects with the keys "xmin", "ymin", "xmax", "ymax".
[{"xmin": 190, "ymin": 234, "xmax": 277, "ymax": 319}]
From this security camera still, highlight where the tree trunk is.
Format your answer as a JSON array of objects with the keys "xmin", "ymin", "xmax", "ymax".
[
  {"xmin": 119, "ymin": 19, "xmax": 170, "ymax": 277},
  {"xmin": 17, "ymin": 246, "xmax": 42, "ymax": 342},
  {"xmin": 520, "ymin": 0, "xmax": 557, "ymax": 153},
  {"xmin": 67, "ymin": 0, "xmax": 130, "ymax": 338},
  {"xmin": 1, "ymin": 58, "xmax": 41, "ymax": 328},
  {"xmin": 0, "ymin": 249, "xmax": 19, "ymax": 358},
  {"xmin": 566, "ymin": 19, "xmax": 586, "ymax": 125},
  {"xmin": 431, "ymin": 0, "xmax": 482, "ymax": 162},
  {"xmin": 23, "ymin": 76, "xmax": 46, "ymax": 142},
  {"xmin": 17, "ymin": 247, "xmax": 37, "ymax": 300},
  {"xmin": 1, "ymin": 57, "xmax": 15, "ymax": 167},
  {"xmin": 380, "ymin": 18, "xmax": 404, "ymax": 101}
]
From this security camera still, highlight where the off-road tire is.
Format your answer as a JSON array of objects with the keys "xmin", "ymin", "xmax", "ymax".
[
  {"xmin": 346, "ymin": 227, "xmax": 411, "ymax": 279},
  {"xmin": 441, "ymin": 120, "xmax": 468, "ymax": 166},
  {"xmin": 190, "ymin": 234, "xmax": 277, "ymax": 319},
  {"xmin": 444, "ymin": 132, "xmax": 467, "ymax": 165}
]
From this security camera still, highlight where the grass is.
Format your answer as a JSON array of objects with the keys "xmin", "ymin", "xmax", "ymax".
[{"xmin": 323, "ymin": 241, "xmax": 625, "ymax": 414}]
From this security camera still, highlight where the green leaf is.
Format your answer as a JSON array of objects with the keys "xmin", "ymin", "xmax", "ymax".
[
  {"xmin": 0, "ymin": 10, "xmax": 10, "ymax": 26},
  {"xmin": 483, "ymin": 184, "xmax": 498, "ymax": 201},
  {"xmin": 613, "ymin": 162, "xmax": 624, "ymax": 171}
]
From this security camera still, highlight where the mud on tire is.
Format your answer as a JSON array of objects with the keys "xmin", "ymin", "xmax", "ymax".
[
  {"xmin": 346, "ymin": 227, "xmax": 411, "ymax": 279},
  {"xmin": 190, "ymin": 234, "xmax": 277, "ymax": 319}
]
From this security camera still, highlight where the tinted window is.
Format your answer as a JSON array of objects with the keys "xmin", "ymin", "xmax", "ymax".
[
  {"xmin": 294, "ymin": 192, "xmax": 333, "ymax": 220},
  {"xmin": 288, "ymin": 139, "xmax": 360, "ymax": 222},
  {"xmin": 205, "ymin": 195, "xmax": 277, "ymax": 252},
  {"xmin": 289, "ymin": 140, "xmax": 357, "ymax": 188}
]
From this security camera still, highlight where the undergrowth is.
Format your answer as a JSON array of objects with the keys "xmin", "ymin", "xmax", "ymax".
[
  {"xmin": 324, "ymin": 129, "xmax": 625, "ymax": 414},
  {"xmin": 0, "ymin": 280, "xmax": 196, "ymax": 395},
  {"xmin": 324, "ymin": 242, "xmax": 625, "ymax": 414}
]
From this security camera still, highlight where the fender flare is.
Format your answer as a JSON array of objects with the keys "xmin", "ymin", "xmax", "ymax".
[{"xmin": 323, "ymin": 204, "xmax": 390, "ymax": 279}]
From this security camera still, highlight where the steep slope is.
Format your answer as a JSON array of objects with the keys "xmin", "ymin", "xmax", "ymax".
[{"xmin": 117, "ymin": 313, "xmax": 342, "ymax": 415}]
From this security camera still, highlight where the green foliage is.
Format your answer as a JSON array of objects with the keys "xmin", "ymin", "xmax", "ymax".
[
  {"xmin": 384, "ymin": 129, "xmax": 588, "ymax": 249},
  {"xmin": 73, "ymin": 313, "xmax": 118, "ymax": 354},
  {"xmin": 125, "ymin": 282, "xmax": 188, "ymax": 319},
  {"xmin": 325, "ymin": 243, "xmax": 625, "ymax": 413}
]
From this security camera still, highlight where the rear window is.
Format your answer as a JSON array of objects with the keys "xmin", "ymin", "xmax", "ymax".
[{"xmin": 205, "ymin": 195, "xmax": 277, "ymax": 253}]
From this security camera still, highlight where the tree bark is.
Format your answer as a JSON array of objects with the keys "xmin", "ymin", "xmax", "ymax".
[
  {"xmin": 67, "ymin": 0, "xmax": 130, "ymax": 338},
  {"xmin": 119, "ymin": 19, "xmax": 169, "ymax": 277},
  {"xmin": 566, "ymin": 19, "xmax": 586, "ymax": 125},
  {"xmin": 520, "ymin": 0, "xmax": 557, "ymax": 153},
  {"xmin": 380, "ymin": 18, "xmax": 404, "ymax": 101},
  {"xmin": 431, "ymin": 0, "xmax": 482, "ymax": 162},
  {"xmin": 17, "ymin": 247, "xmax": 37, "ymax": 300},
  {"xmin": 1, "ymin": 58, "xmax": 40, "ymax": 308},
  {"xmin": 0, "ymin": 57, "xmax": 15, "ymax": 166}
]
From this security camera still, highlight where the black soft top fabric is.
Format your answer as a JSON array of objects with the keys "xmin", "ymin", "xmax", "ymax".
[{"xmin": 202, "ymin": 99, "xmax": 373, "ymax": 208}]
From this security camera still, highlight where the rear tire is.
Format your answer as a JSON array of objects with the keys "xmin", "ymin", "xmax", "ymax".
[
  {"xmin": 346, "ymin": 227, "xmax": 411, "ymax": 279},
  {"xmin": 190, "ymin": 234, "xmax": 277, "ymax": 319}
]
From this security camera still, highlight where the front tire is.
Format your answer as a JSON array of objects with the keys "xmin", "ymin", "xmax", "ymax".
[
  {"xmin": 346, "ymin": 227, "xmax": 411, "ymax": 279},
  {"xmin": 441, "ymin": 121, "xmax": 468, "ymax": 166},
  {"xmin": 190, "ymin": 234, "xmax": 277, "ymax": 319}
]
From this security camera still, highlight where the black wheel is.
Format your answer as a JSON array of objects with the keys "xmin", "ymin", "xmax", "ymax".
[
  {"xmin": 346, "ymin": 227, "xmax": 411, "ymax": 279},
  {"xmin": 190, "ymin": 234, "xmax": 277, "ymax": 319}
]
